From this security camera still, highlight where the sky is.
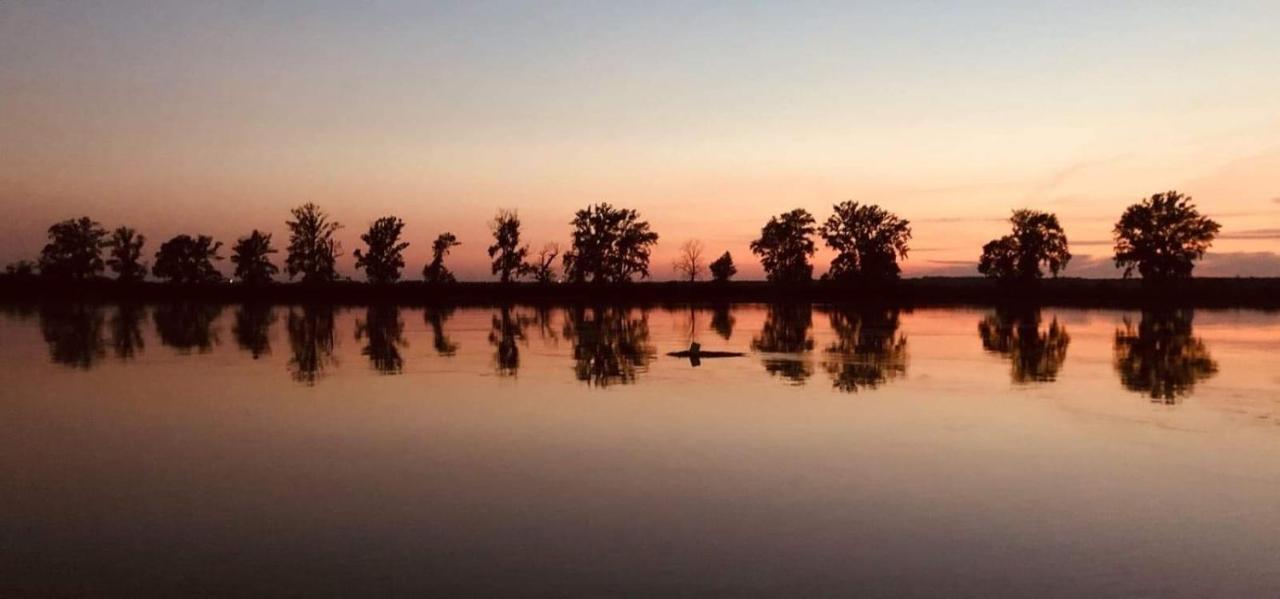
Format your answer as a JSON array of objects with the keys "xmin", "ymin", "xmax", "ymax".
[{"xmin": 2, "ymin": 0, "xmax": 1279, "ymax": 280}]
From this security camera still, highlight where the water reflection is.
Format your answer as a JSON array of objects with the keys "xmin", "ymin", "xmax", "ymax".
[
  {"xmin": 978, "ymin": 308, "xmax": 1070, "ymax": 383},
  {"xmin": 563, "ymin": 306, "xmax": 655, "ymax": 387},
  {"xmin": 233, "ymin": 303, "xmax": 275, "ymax": 359},
  {"xmin": 356, "ymin": 305, "xmax": 406, "ymax": 375},
  {"xmin": 153, "ymin": 303, "xmax": 222, "ymax": 353},
  {"xmin": 752, "ymin": 303, "xmax": 814, "ymax": 384},
  {"xmin": 710, "ymin": 303, "xmax": 734, "ymax": 340},
  {"xmin": 288, "ymin": 305, "xmax": 338, "ymax": 384},
  {"xmin": 110, "ymin": 304, "xmax": 146, "ymax": 360},
  {"xmin": 39, "ymin": 303, "xmax": 106, "ymax": 369},
  {"xmin": 424, "ymin": 305, "xmax": 459, "ymax": 357},
  {"xmin": 489, "ymin": 305, "xmax": 529, "ymax": 376},
  {"xmin": 1113, "ymin": 310, "xmax": 1219, "ymax": 403},
  {"xmin": 823, "ymin": 307, "xmax": 907, "ymax": 392}
]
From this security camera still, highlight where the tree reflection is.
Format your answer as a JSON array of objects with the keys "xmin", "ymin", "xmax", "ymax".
[
  {"xmin": 153, "ymin": 303, "xmax": 222, "ymax": 353},
  {"xmin": 823, "ymin": 307, "xmax": 907, "ymax": 392},
  {"xmin": 356, "ymin": 304, "xmax": 406, "ymax": 374},
  {"xmin": 288, "ymin": 305, "xmax": 337, "ymax": 384},
  {"xmin": 563, "ymin": 306, "xmax": 655, "ymax": 387},
  {"xmin": 39, "ymin": 303, "xmax": 106, "ymax": 369},
  {"xmin": 489, "ymin": 305, "xmax": 530, "ymax": 376},
  {"xmin": 424, "ymin": 305, "xmax": 459, "ymax": 356},
  {"xmin": 751, "ymin": 303, "xmax": 814, "ymax": 384},
  {"xmin": 233, "ymin": 303, "xmax": 275, "ymax": 359},
  {"xmin": 1114, "ymin": 310, "xmax": 1218, "ymax": 403},
  {"xmin": 710, "ymin": 303, "xmax": 735, "ymax": 341},
  {"xmin": 110, "ymin": 303, "xmax": 146, "ymax": 360},
  {"xmin": 978, "ymin": 308, "xmax": 1070, "ymax": 383}
]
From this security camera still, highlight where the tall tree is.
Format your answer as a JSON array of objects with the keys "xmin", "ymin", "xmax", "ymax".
[
  {"xmin": 39, "ymin": 217, "xmax": 107, "ymax": 279},
  {"xmin": 1113, "ymin": 191, "xmax": 1220, "ymax": 281},
  {"xmin": 561, "ymin": 203, "xmax": 659, "ymax": 283},
  {"xmin": 709, "ymin": 252, "xmax": 736, "ymax": 282},
  {"xmin": 978, "ymin": 210, "xmax": 1071, "ymax": 281},
  {"xmin": 750, "ymin": 209, "xmax": 817, "ymax": 283},
  {"xmin": 488, "ymin": 209, "xmax": 528, "ymax": 283},
  {"xmin": 423, "ymin": 233, "xmax": 460, "ymax": 283},
  {"xmin": 672, "ymin": 239, "xmax": 706, "ymax": 282},
  {"xmin": 106, "ymin": 226, "xmax": 147, "ymax": 282},
  {"xmin": 819, "ymin": 202, "xmax": 911, "ymax": 281},
  {"xmin": 152, "ymin": 235, "xmax": 223, "ymax": 283},
  {"xmin": 353, "ymin": 216, "xmax": 410, "ymax": 284},
  {"xmin": 285, "ymin": 203, "xmax": 342, "ymax": 282},
  {"xmin": 231, "ymin": 230, "xmax": 279, "ymax": 285}
]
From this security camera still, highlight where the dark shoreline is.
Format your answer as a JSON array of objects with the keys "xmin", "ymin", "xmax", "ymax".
[{"xmin": 2, "ymin": 276, "xmax": 1278, "ymax": 309}]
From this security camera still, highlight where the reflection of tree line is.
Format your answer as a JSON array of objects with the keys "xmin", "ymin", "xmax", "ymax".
[
  {"xmin": 23, "ymin": 304, "xmax": 1220, "ymax": 401},
  {"xmin": 978, "ymin": 308, "xmax": 1070, "ymax": 383}
]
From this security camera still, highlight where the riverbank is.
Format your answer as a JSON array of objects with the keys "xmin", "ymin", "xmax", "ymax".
[{"xmin": 2, "ymin": 276, "xmax": 1278, "ymax": 308}]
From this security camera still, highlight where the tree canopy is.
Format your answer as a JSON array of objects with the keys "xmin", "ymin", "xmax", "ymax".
[
  {"xmin": 424, "ymin": 232, "xmax": 460, "ymax": 283},
  {"xmin": 152, "ymin": 234, "xmax": 223, "ymax": 283},
  {"xmin": 709, "ymin": 251, "xmax": 736, "ymax": 282},
  {"xmin": 1113, "ymin": 191, "xmax": 1220, "ymax": 281},
  {"xmin": 106, "ymin": 226, "xmax": 147, "ymax": 282},
  {"xmin": 39, "ymin": 217, "xmax": 107, "ymax": 279},
  {"xmin": 978, "ymin": 209, "xmax": 1071, "ymax": 281},
  {"xmin": 819, "ymin": 202, "xmax": 911, "ymax": 282},
  {"xmin": 353, "ymin": 216, "xmax": 410, "ymax": 284},
  {"xmin": 285, "ymin": 203, "xmax": 342, "ymax": 282},
  {"xmin": 751, "ymin": 209, "xmax": 816, "ymax": 283},
  {"xmin": 488, "ymin": 209, "xmax": 528, "ymax": 283},
  {"xmin": 231, "ymin": 230, "xmax": 279, "ymax": 285},
  {"xmin": 562, "ymin": 203, "xmax": 659, "ymax": 283}
]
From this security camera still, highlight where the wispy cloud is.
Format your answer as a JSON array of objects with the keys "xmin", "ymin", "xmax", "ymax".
[{"xmin": 1218, "ymin": 228, "xmax": 1280, "ymax": 240}]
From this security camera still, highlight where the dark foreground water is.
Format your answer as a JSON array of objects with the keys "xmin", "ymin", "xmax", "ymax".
[{"xmin": 2, "ymin": 303, "xmax": 1279, "ymax": 596}]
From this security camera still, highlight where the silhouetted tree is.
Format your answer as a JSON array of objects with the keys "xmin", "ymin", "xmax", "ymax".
[
  {"xmin": 153, "ymin": 303, "xmax": 222, "ymax": 352},
  {"xmin": 39, "ymin": 217, "xmax": 107, "ymax": 279},
  {"xmin": 287, "ymin": 305, "xmax": 337, "ymax": 384},
  {"xmin": 423, "ymin": 233, "xmax": 460, "ymax": 283},
  {"xmin": 1113, "ymin": 191, "xmax": 1220, "ymax": 282},
  {"xmin": 751, "ymin": 303, "xmax": 814, "ymax": 383},
  {"xmin": 106, "ymin": 227, "xmax": 147, "ymax": 282},
  {"xmin": 152, "ymin": 234, "xmax": 223, "ymax": 283},
  {"xmin": 710, "ymin": 303, "xmax": 735, "ymax": 340},
  {"xmin": 978, "ymin": 210, "xmax": 1071, "ymax": 281},
  {"xmin": 356, "ymin": 304, "xmax": 406, "ymax": 374},
  {"xmin": 285, "ymin": 203, "xmax": 342, "ymax": 282},
  {"xmin": 751, "ymin": 209, "xmax": 817, "ymax": 283},
  {"xmin": 489, "ymin": 305, "xmax": 530, "ymax": 376},
  {"xmin": 109, "ymin": 303, "xmax": 145, "ymax": 359},
  {"xmin": 824, "ymin": 307, "xmax": 907, "ymax": 391},
  {"xmin": 488, "ymin": 210, "xmax": 528, "ymax": 283},
  {"xmin": 39, "ymin": 303, "xmax": 106, "ymax": 369},
  {"xmin": 563, "ymin": 306, "xmax": 655, "ymax": 386},
  {"xmin": 423, "ymin": 305, "xmax": 459, "ymax": 356},
  {"xmin": 978, "ymin": 308, "xmax": 1070, "ymax": 383},
  {"xmin": 233, "ymin": 303, "xmax": 275, "ymax": 359},
  {"xmin": 820, "ymin": 202, "xmax": 911, "ymax": 282},
  {"xmin": 353, "ymin": 216, "xmax": 410, "ymax": 284},
  {"xmin": 230, "ymin": 230, "xmax": 278, "ymax": 285},
  {"xmin": 672, "ymin": 239, "xmax": 706, "ymax": 281},
  {"xmin": 5, "ymin": 260, "xmax": 37, "ymax": 277},
  {"xmin": 523, "ymin": 242, "xmax": 560, "ymax": 283},
  {"xmin": 709, "ymin": 252, "xmax": 736, "ymax": 282},
  {"xmin": 1114, "ymin": 310, "xmax": 1218, "ymax": 403},
  {"xmin": 562, "ymin": 203, "xmax": 659, "ymax": 283}
]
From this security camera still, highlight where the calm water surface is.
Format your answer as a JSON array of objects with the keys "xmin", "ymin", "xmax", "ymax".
[{"xmin": 2, "ymin": 303, "xmax": 1279, "ymax": 596}]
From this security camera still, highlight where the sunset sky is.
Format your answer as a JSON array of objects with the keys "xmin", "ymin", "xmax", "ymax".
[{"xmin": 2, "ymin": 1, "xmax": 1279, "ymax": 280}]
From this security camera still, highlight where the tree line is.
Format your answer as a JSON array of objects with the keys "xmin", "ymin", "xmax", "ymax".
[{"xmin": 6, "ymin": 190, "xmax": 1222, "ymax": 285}]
